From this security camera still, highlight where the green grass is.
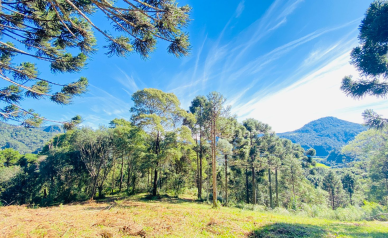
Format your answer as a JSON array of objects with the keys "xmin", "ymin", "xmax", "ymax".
[
  {"xmin": 0, "ymin": 194, "xmax": 387, "ymax": 237},
  {"xmin": 315, "ymin": 162, "xmax": 330, "ymax": 168}
]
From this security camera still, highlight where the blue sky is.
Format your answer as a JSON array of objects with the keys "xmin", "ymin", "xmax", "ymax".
[{"xmin": 4, "ymin": 0, "xmax": 388, "ymax": 132}]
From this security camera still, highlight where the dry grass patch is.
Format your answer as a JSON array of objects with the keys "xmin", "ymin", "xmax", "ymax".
[{"xmin": 0, "ymin": 195, "xmax": 388, "ymax": 237}]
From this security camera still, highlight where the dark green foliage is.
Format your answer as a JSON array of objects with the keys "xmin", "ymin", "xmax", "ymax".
[
  {"xmin": 369, "ymin": 147, "xmax": 388, "ymax": 205},
  {"xmin": 2, "ymin": 89, "xmax": 386, "ymax": 216},
  {"xmin": 0, "ymin": 121, "xmax": 60, "ymax": 154},
  {"xmin": 323, "ymin": 171, "xmax": 345, "ymax": 210},
  {"xmin": 249, "ymin": 223, "xmax": 327, "ymax": 238},
  {"xmin": 340, "ymin": 1, "xmax": 388, "ymax": 129},
  {"xmin": 0, "ymin": 0, "xmax": 191, "ymax": 127},
  {"xmin": 341, "ymin": 0, "xmax": 388, "ymax": 98},
  {"xmin": 342, "ymin": 172, "xmax": 356, "ymax": 205},
  {"xmin": 362, "ymin": 109, "xmax": 388, "ymax": 130},
  {"xmin": 0, "ymin": 148, "xmax": 21, "ymax": 167},
  {"xmin": 325, "ymin": 149, "xmax": 354, "ymax": 166},
  {"xmin": 278, "ymin": 117, "xmax": 366, "ymax": 156}
]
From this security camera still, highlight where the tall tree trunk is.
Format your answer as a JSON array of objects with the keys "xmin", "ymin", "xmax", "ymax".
[
  {"xmin": 152, "ymin": 131, "xmax": 160, "ymax": 196},
  {"xmin": 111, "ymin": 158, "xmax": 116, "ymax": 194},
  {"xmin": 91, "ymin": 165, "xmax": 102, "ymax": 200},
  {"xmin": 246, "ymin": 168, "xmax": 249, "ymax": 204},
  {"xmin": 153, "ymin": 167, "xmax": 158, "ymax": 196},
  {"xmin": 199, "ymin": 126, "xmax": 203, "ymax": 200},
  {"xmin": 275, "ymin": 168, "xmax": 279, "ymax": 207},
  {"xmin": 196, "ymin": 134, "xmax": 200, "ymax": 199},
  {"xmin": 159, "ymin": 171, "xmax": 162, "ymax": 190},
  {"xmin": 119, "ymin": 155, "xmax": 124, "ymax": 192},
  {"xmin": 212, "ymin": 118, "xmax": 217, "ymax": 207},
  {"xmin": 150, "ymin": 168, "xmax": 153, "ymax": 190},
  {"xmin": 250, "ymin": 136, "xmax": 254, "ymax": 204},
  {"xmin": 132, "ymin": 174, "xmax": 136, "ymax": 194},
  {"xmin": 225, "ymin": 154, "xmax": 228, "ymax": 205},
  {"xmin": 292, "ymin": 183, "xmax": 295, "ymax": 203},
  {"xmin": 269, "ymin": 168, "xmax": 273, "ymax": 208},
  {"xmin": 385, "ymin": 178, "xmax": 388, "ymax": 205},
  {"xmin": 126, "ymin": 161, "xmax": 131, "ymax": 191},
  {"xmin": 349, "ymin": 192, "xmax": 352, "ymax": 206},
  {"xmin": 252, "ymin": 166, "xmax": 256, "ymax": 204},
  {"xmin": 98, "ymin": 186, "xmax": 103, "ymax": 198}
]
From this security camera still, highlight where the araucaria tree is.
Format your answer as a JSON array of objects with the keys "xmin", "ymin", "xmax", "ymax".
[
  {"xmin": 205, "ymin": 92, "xmax": 228, "ymax": 207},
  {"xmin": 242, "ymin": 118, "xmax": 271, "ymax": 204},
  {"xmin": 189, "ymin": 96, "xmax": 208, "ymax": 199},
  {"xmin": 217, "ymin": 138, "xmax": 233, "ymax": 205},
  {"xmin": 0, "ymin": 0, "xmax": 191, "ymax": 127},
  {"xmin": 130, "ymin": 88, "xmax": 193, "ymax": 196},
  {"xmin": 341, "ymin": 0, "xmax": 388, "ymax": 129},
  {"xmin": 4, "ymin": 88, "xmax": 371, "ymax": 214},
  {"xmin": 342, "ymin": 172, "xmax": 356, "ymax": 205},
  {"xmin": 323, "ymin": 170, "xmax": 343, "ymax": 210}
]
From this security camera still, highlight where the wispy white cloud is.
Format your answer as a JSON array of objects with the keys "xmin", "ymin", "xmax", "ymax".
[
  {"xmin": 77, "ymin": 85, "xmax": 132, "ymax": 128},
  {"xmin": 237, "ymin": 50, "xmax": 388, "ymax": 132},
  {"xmin": 231, "ymin": 0, "xmax": 304, "ymax": 63},
  {"xmin": 167, "ymin": 15, "xmax": 359, "ymax": 113},
  {"xmin": 235, "ymin": 1, "xmax": 245, "ymax": 18},
  {"xmin": 166, "ymin": 0, "xmax": 307, "ymax": 106},
  {"xmin": 114, "ymin": 68, "xmax": 139, "ymax": 92},
  {"xmin": 91, "ymin": 0, "xmax": 370, "ymax": 133}
]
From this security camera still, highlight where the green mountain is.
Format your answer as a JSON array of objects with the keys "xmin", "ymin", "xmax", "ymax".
[
  {"xmin": 0, "ymin": 122, "xmax": 62, "ymax": 154},
  {"xmin": 278, "ymin": 117, "xmax": 367, "ymax": 156},
  {"xmin": 40, "ymin": 125, "xmax": 65, "ymax": 133}
]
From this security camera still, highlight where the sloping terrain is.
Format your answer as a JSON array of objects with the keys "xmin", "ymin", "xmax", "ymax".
[
  {"xmin": 0, "ymin": 195, "xmax": 387, "ymax": 237},
  {"xmin": 278, "ymin": 117, "xmax": 366, "ymax": 156},
  {"xmin": 0, "ymin": 122, "xmax": 62, "ymax": 154}
]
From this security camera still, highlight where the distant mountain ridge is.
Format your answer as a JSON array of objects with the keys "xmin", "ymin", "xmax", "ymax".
[
  {"xmin": 278, "ymin": 117, "xmax": 367, "ymax": 156},
  {"xmin": 0, "ymin": 122, "xmax": 63, "ymax": 154},
  {"xmin": 40, "ymin": 125, "xmax": 65, "ymax": 133},
  {"xmin": 1, "ymin": 117, "xmax": 366, "ymax": 156}
]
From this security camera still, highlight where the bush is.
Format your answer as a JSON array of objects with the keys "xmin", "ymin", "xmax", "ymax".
[{"xmin": 362, "ymin": 201, "xmax": 385, "ymax": 217}]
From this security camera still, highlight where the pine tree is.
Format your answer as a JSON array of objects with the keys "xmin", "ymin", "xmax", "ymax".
[
  {"xmin": 242, "ymin": 118, "xmax": 271, "ymax": 204},
  {"xmin": 0, "ymin": 0, "xmax": 191, "ymax": 127},
  {"xmin": 323, "ymin": 171, "xmax": 343, "ymax": 210},
  {"xmin": 342, "ymin": 172, "xmax": 356, "ymax": 205},
  {"xmin": 340, "ymin": 1, "xmax": 388, "ymax": 129},
  {"xmin": 189, "ymin": 96, "xmax": 208, "ymax": 200}
]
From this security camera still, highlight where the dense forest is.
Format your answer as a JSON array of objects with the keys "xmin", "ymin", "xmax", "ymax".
[
  {"xmin": 1, "ymin": 3, "xmax": 388, "ymax": 237},
  {"xmin": 278, "ymin": 117, "xmax": 367, "ymax": 157},
  {"xmin": 0, "ymin": 122, "xmax": 63, "ymax": 154},
  {"xmin": 1, "ymin": 89, "xmax": 387, "ymax": 222}
]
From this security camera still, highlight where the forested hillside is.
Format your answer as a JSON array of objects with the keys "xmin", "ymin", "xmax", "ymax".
[
  {"xmin": 278, "ymin": 117, "xmax": 366, "ymax": 156},
  {"xmin": 1, "ymin": 1, "xmax": 388, "ymax": 237},
  {"xmin": 0, "ymin": 122, "xmax": 61, "ymax": 154}
]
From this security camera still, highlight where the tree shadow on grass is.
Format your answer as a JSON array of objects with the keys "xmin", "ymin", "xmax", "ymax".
[
  {"xmin": 326, "ymin": 223, "xmax": 388, "ymax": 238},
  {"xmin": 139, "ymin": 194, "xmax": 201, "ymax": 204},
  {"xmin": 249, "ymin": 222, "xmax": 388, "ymax": 238},
  {"xmin": 249, "ymin": 223, "xmax": 327, "ymax": 238}
]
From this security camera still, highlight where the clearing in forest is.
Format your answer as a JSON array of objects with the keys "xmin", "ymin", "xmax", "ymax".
[{"xmin": 0, "ymin": 194, "xmax": 387, "ymax": 238}]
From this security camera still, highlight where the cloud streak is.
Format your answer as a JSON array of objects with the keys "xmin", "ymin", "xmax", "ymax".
[{"xmin": 69, "ymin": 0, "xmax": 376, "ymax": 132}]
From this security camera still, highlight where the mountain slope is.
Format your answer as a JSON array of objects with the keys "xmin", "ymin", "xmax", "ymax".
[
  {"xmin": 0, "ymin": 122, "xmax": 62, "ymax": 154},
  {"xmin": 278, "ymin": 117, "xmax": 367, "ymax": 156}
]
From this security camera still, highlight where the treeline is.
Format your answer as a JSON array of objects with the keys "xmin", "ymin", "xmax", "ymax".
[{"xmin": 0, "ymin": 89, "xmax": 386, "ymax": 216}]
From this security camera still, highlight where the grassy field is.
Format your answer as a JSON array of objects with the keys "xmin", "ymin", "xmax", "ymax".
[{"xmin": 0, "ymin": 194, "xmax": 387, "ymax": 238}]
